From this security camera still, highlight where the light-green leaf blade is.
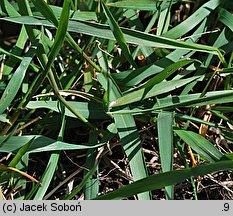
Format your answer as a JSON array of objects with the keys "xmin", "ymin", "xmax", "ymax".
[
  {"xmin": 101, "ymin": 2, "xmax": 137, "ymax": 68},
  {"xmin": 110, "ymin": 76, "xmax": 199, "ymax": 107},
  {"xmin": 0, "ymin": 39, "xmax": 38, "ymax": 115},
  {"xmin": 174, "ymin": 129, "xmax": 224, "ymax": 163},
  {"xmin": 157, "ymin": 111, "xmax": 174, "ymax": 199}
]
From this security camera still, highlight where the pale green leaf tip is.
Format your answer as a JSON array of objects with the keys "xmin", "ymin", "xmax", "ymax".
[{"xmin": 109, "ymin": 101, "xmax": 116, "ymax": 108}]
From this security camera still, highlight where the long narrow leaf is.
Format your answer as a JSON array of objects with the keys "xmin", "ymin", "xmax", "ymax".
[
  {"xmin": 107, "ymin": 0, "xmax": 174, "ymax": 11},
  {"xmin": 0, "ymin": 39, "xmax": 38, "ymax": 114},
  {"xmin": 26, "ymin": 101, "xmax": 109, "ymax": 120},
  {"xmin": 157, "ymin": 111, "xmax": 174, "ymax": 199},
  {"xmin": 163, "ymin": 0, "xmax": 221, "ymax": 39},
  {"xmin": 108, "ymin": 90, "xmax": 233, "ymax": 115},
  {"xmin": 144, "ymin": 59, "xmax": 195, "ymax": 88},
  {"xmin": 65, "ymin": 163, "xmax": 98, "ymax": 200},
  {"xmin": 0, "ymin": 164, "xmax": 42, "ymax": 186},
  {"xmin": 0, "ymin": 135, "xmax": 106, "ymax": 153},
  {"xmin": 218, "ymin": 8, "xmax": 233, "ymax": 32},
  {"xmin": 33, "ymin": 100, "xmax": 66, "ymax": 199},
  {"xmin": 8, "ymin": 137, "xmax": 35, "ymax": 167},
  {"xmin": 101, "ymin": 2, "xmax": 137, "ymax": 68},
  {"xmin": 94, "ymin": 160, "xmax": 233, "ymax": 200},
  {"xmin": 110, "ymin": 76, "xmax": 199, "ymax": 107},
  {"xmin": 84, "ymin": 130, "xmax": 99, "ymax": 200},
  {"xmin": 174, "ymin": 129, "xmax": 224, "ymax": 163},
  {"xmin": 98, "ymin": 72, "xmax": 150, "ymax": 200},
  {"xmin": 1, "ymin": 16, "xmax": 222, "ymax": 56}
]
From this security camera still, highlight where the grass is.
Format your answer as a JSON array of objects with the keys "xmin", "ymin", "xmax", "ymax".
[{"xmin": 0, "ymin": 0, "xmax": 233, "ymax": 200}]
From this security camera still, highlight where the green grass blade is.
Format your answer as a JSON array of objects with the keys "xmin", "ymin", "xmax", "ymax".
[
  {"xmin": 110, "ymin": 76, "xmax": 199, "ymax": 107},
  {"xmin": 112, "ymin": 18, "xmax": 207, "ymax": 87},
  {"xmin": 101, "ymin": 2, "xmax": 137, "ymax": 68},
  {"xmin": 1, "ymin": 0, "xmax": 232, "ymax": 201},
  {"xmin": 211, "ymin": 106, "xmax": 233, "ymax": 113},
  {"xmin": 157, "ymin": 111, "xmax": 174, "ymax": 199},
  {"xmin": 144, "ymin": 59, "xmax": 195, "ymax": 88},
  {"xmin": 114, "ymin": 114, "xmax": 150, "ymax": 200},
  {"xmin": 175, "ymin": 113, "xmax": 230, "ymax": 131},
  {"xmin": 163, "ymin": 0, "xmax": 221, "ymax": 39},
  {"xmin": 218, "ymin": 8, "xmax": 233, "ymax": 32},
  {"xmin": 98, "ymin": 72, "xmax": 151, "ymax": 200},
  {"xmin": 33, "ymin": 4, "xmax": 97, "ymax": 21},
  {"xmin": 0, "ymin": 135, "xmax": 106, "ymax": 153},
  {"xmin": 3, "ymin": 26, "xmax": 28, "ymax": 76},
  {"xmin": 30, "ymin": 0, "xmax": 96, "ymax": 127},
  {"xmin": 8, "ymin": 137, "xmax": 35, "ymax": 167},
  {"xmin": 31, "ymin": 0, "xmax": 100, "ymax": 72},
  {"xmin": 84, "ymin": 130, "xmax": 99, "ymax": 200},
  {"xmin": 0, "ymin": 38, "xmax": 38, "ymax": 115},
  {"xmin": 44, "ymin": 0, "xmax": 70, "ymax": 70},
  {"xmin": 1, "ymin": 16, "xmax": 222, "ymax": 56},
  {"xmin": 33, "ymin": 102, "xmax": 66, "ymax": 200},
  {"xmin": 83, "ymin": 123, "xmax": 117, "ymax": 200},
  {"xmin": 107, "ymin": 0, "xmax": 175, "ymax": 11},
  {"xmin": 108, "ymin": 90, "xmax": 233, "ymax": 115},
  {"xmin": 94, "ymin": 160, "xmax": 233, "ymax": 200},
  {"xmin": 31, "ymin": 0, "xmax": 58, "ymax": 26},
  {"xmin": 65, "ymin": 163, "xmax": 98, "ymax": 200},
  {"xmin": 1, "ymin": 0, "xmax": 20, "ymax": 16},
  {"xmin": 1, "ymin": 136, "xmax": 34, "ymax": 198},
  {"xmin": 174, "ymin": 129, "xmax": 224, "ymax": 163},
  {"xmin": 156, "ymin": 0, "xmax": 172, "ymax": 35},
  {"xmin": 33, "ymin": 151, "xmax": 60, "ymax": 200},
  {"xmin": 152, "ymin": 90, "xmax": 233, "ymax": 110},
  {"xmin": 26, "ymin": 101, "xmax": 109, "ymax": 120}
]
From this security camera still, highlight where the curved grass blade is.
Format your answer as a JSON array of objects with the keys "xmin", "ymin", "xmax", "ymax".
[
  {"xmin": 174, "ymin": 129, "xmax": 224, "ymax": 163},
  {"xmin": 110, "ymin": 76, "xmax": 199, "ymax": 108},
  {"xmin": 26, "ymin": 101, "xmax": 109, "ymax": 120},
  {"xmin": 94, "ymin": 160, "xmax": 233, "ymax": 200},
  {"xmin": 218, "ymin": 8, "xmax": 233, "ymax": 32},
  {"xmin": 1, "ymin": 16, "xmax": 222, "ymax": 56},
  {"xmin": 0, "ymin": 135, "xmax": 106, "ymax": 153},
  {"xmin": 162, "ymin": 0, "xmax": 221, "ymax": 39},
  {"xmin": 33, "ymin": 102, "xmax": 66, "ymax": 200},
  {"xmin": 0, "ymin": 38, "xmax": 38, "ymax": 115},
  {"xmin": 101, "ymin": 1, "xmax": 137, "ymax": 68},
  {"xmin": 108, "ymin": 90, "xmax": 233, "ymax": 115},
  {"xmin": 144, "ymin": 59, "xmax": 195, "ymax": 88},
  {"xmin": 8, "ymin": 137, "xmax": 35, "ymax": 167},
  {"xmin": 29, "ymin": 0, "xmax": 95, "ymax": 127}
]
